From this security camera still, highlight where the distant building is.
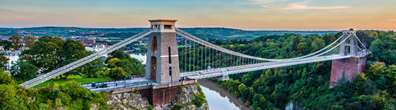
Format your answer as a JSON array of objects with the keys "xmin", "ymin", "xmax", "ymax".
[
  {"xmin": 0, "ymin": 46, "xmax": 4, "ymax": 51},
  {"xmin": 85, "ymin": 44, "xmax": 107, "ymax": 52},
  {"xmin": 3, "ymin": 50, "xmax": 20, "ymax": 70},
  {"xmin": 81, "ymin": 37, "xmax": 96, "ymax": 46}
]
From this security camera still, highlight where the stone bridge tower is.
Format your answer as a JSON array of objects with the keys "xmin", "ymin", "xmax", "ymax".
[
  {"xmin": 143, "ymin": 19, "xmax": 185, "ymax": 107},
  {"xmin": 330, "ymin": 29, "xmax": 368, "ymax": 87},
  {"xmin": 145, "ymin": 19, "xmax": 181, "ymax": 84}
]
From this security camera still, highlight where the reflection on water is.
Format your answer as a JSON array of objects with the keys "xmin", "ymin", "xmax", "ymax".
[
  {"xmin": 200, "ymin": 79, "xmax": 252, "ymax": 110},
  {"xmin": 201, "ymin": 86, "xmax": 241, "ymax": 110}
]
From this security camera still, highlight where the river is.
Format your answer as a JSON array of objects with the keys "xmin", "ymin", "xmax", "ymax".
[
  {"xmin": 199, "ymin": 80, "xmax": 251, "ymax": 110},
  {"xmin": 129, "ymin": 53, "xmax": 249, "ymax": 110}
]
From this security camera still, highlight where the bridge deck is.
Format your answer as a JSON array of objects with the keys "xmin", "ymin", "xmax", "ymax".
[
  {"xmin": 83, "ymin": 55, "xmax": 352, "ymax": 92},
  {"xmin": 82, "ymin": 78, "xmax": 154, "ymax": 92},
  {"xmin": 82, "ymin": 78, "xmax": 197, "ymax": 92}
]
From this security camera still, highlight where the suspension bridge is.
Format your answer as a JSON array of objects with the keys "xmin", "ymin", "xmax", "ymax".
[{"xmin": 19, "ymin": 19, "xmax": 369, "ymax": 106}]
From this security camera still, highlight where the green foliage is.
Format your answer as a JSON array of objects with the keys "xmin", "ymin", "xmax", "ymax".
[
  {"xmin": 0, "ymin": 69, "xmax": 108, "ymax": 110},
  {"xmin": 35, "ymin": 76, "xmax": 111, "ymax": 88},
  {"xmin": 62, "ymin": 40, "xmax": 89, "ymax": 65},
  {"xmin": 108, "ymin": 50, "xmax": 144, "ymax": 75},
  {"xmin": 369, "ymin": 32, "xmax": 396, "ymax": 64},
  {"xmin": 22, "ymin": 37, "xmax": 64, "ymax": 72},
  {"xmin": 0, "ymin": 40, "xmax": 13, "ymax": 50},
  {"xmin": 192, "ymin": 88, "xmax": 206, "ymax": 107},
  {"xmin": 9, "ymin": 36, "xmax": 22, "ymax": 50},
  {"xmin": 34, "ymin": 81, "xmax": 108, "ymax": 110},
  {"xmin": 0, "ymin": 55, "xmax": 8, "ymax": 69},
  {"xmin": 147, "ymin": 105, "xmax": 154, "ymax": 110},
  {"xmin": 171, "ymin": 104, "xmax": 183, "ymax": 110},
  {"xmin": 10, "ymin": 61, "xmax": 39, "ymax": 81},
  {"xmin": 217, "ymin": 31, "xmax": 396, "ymax": 109},
  {"xmin": 21, "ymin": 37, "xmax": 104, "ymax": 78},
  {"xmin": 109, "ymin": 67, "xmax": 128, "ymax": 80},
  {"xmin": 0, "ymin": 70, "xmax": 14, "ymax": 85},
  {"xmin": 106, "ymin": 50, "xmax": 144, "ymax": 80},
  {"xmin": 0, "ymin": 84, "xmax": 30, "ymax": 110},
  {"xmin": 0, "ymin": 71, "xmax": 28, "ymax": 110},
  {"xmin": 23, "ymin": 36, "xmax": 36, "ymax": 48}
]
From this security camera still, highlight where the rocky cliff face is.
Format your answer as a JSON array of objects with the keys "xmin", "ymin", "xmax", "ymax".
[
  {"xmin": 106, "ymin": 84, "xmax": 208, "ymax": 110},
  {"xmin": 107, "ymin": 91, "xmax": 151, "ymax": 110}
]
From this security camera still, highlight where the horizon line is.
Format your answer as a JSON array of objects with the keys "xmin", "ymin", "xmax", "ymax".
[{"xmin": 0, "ymin": 25, "xmax": 394, "ymax": 32}]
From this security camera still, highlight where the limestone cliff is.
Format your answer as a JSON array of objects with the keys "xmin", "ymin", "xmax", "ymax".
[
  {"xmin": 107, "ymin": 91, "xmax": 151, "ymax": 110},
  {"xmin": 106, "ymin": 84, "xmax": 208, "ymax": 110}
]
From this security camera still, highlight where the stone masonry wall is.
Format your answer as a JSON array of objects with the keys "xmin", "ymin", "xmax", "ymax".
[{"xmin": 330, "ymin": 57, "xmax": 366, "ymax": 87}]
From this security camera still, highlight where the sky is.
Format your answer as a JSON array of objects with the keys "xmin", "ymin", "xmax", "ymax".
[{"xmin": 0, "ymin": 0, "xmax": 395, "ymax": 30}]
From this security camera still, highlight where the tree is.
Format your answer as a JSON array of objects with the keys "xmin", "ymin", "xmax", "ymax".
[
  {"xmin": 369, "ymin": 33, "xmax": 396, "ymax": 64},
  {"xmin": 109, "ymin": 67, "xmax": 128, "ymax": 80},
  {"xmin": 0, "ymin": 40, "xmax": 13, "ymax": 50},
  {"xmin": 21, "ymin": 37, "xmax": 104, "ymax": 78},
  {"xmin": 9, "ymin": 36, "xmax": 22, "ymax": 50},
  {"xmin": 60, "ymin": 40, "xmax": 95, "ymax": 78},
  {"xmin": 0, "ymin": 85, "xmax": 29, "ymax": 110},
  {"xmin": 0, "ymin": 70, "xmax": 30, "ymax": 109},
  {"xmin": 62, "ymin": 40, "xmax": 89, "ymax": 65},
  {"xmin": 311, "ymin": 37, "xmax": 325, "ymax": 51},
  {"xmin": 0, "ymin": 55, "xmax": 8, "ymax": 69},
  {"xmin": 107, "ymin": 50, "xmax": 144, "ymax": 76},
  {"xmin": 108, "ymin": 50, "xmax": 130, "ymax": 59},
  {"xmin": 0, "ymin": 67, "xmax": 107, "ymax": 110},
  {"xmin": 213, "ymin": 31, "xmax": 396, "ymax": 109},
  {"xmin": 0, "ymin": 69, "xmax": 14, "ymax": 85},
  {"xmin": 107, "ymin": 58, "xmax": 122, "ymax": 68},
  {"xmin": 23, "ymin": 36, "xmax": 36, "ymax": 48},
  {"xmin": 22, "ymin": 41, "xmax": 62, "ymax": 72},
  {"xmin": 10, "ymin": 61, "xmax": 39, "ymax": 81},
  {"xmin": 81, "ymin": 59, "xmax": 107, "ymax": 78}
]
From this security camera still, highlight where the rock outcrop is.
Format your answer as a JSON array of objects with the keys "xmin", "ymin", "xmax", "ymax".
[
  {"xmin": 106, "ymin": 84, "xmax": 208, "ymax": 110},
  {"xmin": 107, "ymin": 91, "xmax": 151, "ymax": 110}
]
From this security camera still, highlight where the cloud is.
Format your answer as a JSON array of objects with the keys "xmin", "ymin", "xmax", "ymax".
[
  {"xmin": 0, "ymin": 8, "xmax": 13, "ymax": 13},
  {"xmin": 247, "ymin": 0, "xmax": 286, "ymax": 7},
  {"xmin": 247, "ymin": 0, "xmax": 349, "ymax": 10},
  {"xmin": 284, "ymin": 3, "xmax": 349, "ymax": 10}
]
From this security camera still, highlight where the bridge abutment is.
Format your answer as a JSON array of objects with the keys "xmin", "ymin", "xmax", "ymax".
[
  {"xmin": 108, "ymin": 80, "xmax": 204, "ymax": 109},
  {"xmin": 330, "ymin": 57, "xmax": 366, "ymax": 87}
]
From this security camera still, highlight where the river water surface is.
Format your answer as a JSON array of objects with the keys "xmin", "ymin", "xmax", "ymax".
[{"xmin": 199, "ymin": 80, "xmax": 251, "ymax": 110}]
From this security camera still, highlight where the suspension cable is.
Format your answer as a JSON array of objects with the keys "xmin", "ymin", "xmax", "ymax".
[{"xmin": 176, "ymin": 28, "xmax": 347, "ymax": 62}]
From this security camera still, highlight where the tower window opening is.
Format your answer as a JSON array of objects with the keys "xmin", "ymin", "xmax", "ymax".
[
  {"xmin": 168, "ymin": 46, "xmax": 172, "ymax": 64},
  {"xmin": 345, "ymin": 46, "xmax": 351, "ymax": 55},
  {"xmin": 164, "ymin": 25, "xmax": 173, "ymax": 29},
  {"xmin": 169, "ymin": 67, "xmax": 172, "ymax": 76},
  {"xmin": 151, "ymin": 36, "xmax": 157, "ymax": 52}
]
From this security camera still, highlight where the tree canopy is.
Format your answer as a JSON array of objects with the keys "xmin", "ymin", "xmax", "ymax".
[
  {"xmin": 0, "ymin": 69, "xmax": 107, "ymax": 110},
  {"xmin": 217, "ymin": 31, "xmax": 396, "ymax": 109},
  {"xmin": 20, "ymin": 37, "xmax": 102, "ymax": 79},
  {"xmin": 0, "ymin": 55, "xmax": 8, "ymax": 69},
  {"xmin": 106, "ymin": 50, "xmax": 144, "ymax": 80}
]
